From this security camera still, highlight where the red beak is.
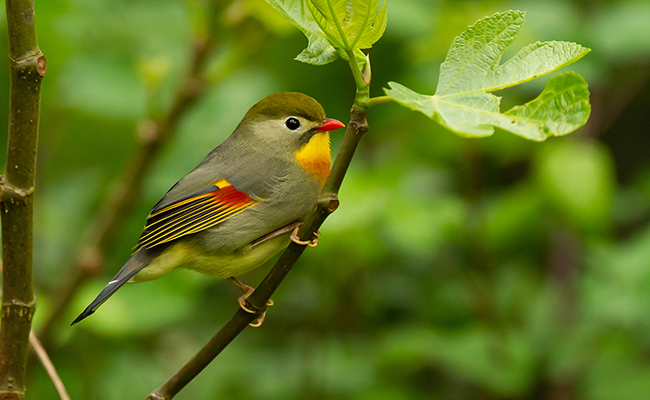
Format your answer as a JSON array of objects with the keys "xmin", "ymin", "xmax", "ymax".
[{"xmin": 316, "ymin": 118, "xmax": 345, "ymax": 133}]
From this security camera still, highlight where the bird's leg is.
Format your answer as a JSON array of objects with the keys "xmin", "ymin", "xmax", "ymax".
[
  {"xmin": 250, "ymin": 221, "xmax": 302, "ymax": 247},
  {"xmin": 290, "ymin": 223, "xmax": 320, "ymax": 247},
  {"xmin": 228, "ymin": 277, "xmax": 274, "ymax": 327}
]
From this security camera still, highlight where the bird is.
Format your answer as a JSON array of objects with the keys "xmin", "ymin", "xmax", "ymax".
[{"xmin": 72, "ymin": 92, "xmax": 345, "ymax": 326}]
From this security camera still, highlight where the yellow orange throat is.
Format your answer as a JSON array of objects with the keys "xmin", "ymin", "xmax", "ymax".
[{"xmin": 294, "ymin": 133, "xmax": 331, "ymax": 185}]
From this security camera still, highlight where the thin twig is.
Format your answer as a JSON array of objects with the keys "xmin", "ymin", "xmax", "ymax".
[
  {"xmin": 146, "ymin": 108, "xmax": 369, "ymax": 400},
  {"xmin": 37, "ymin": 37, "xmax": 214, "ymax": 347},
  {"xmin": 1, "ymin": 0, "xmax": 45, "ymax": 398},
  {"xmin": 29, "ymin": 332, "xmax": 71, "ymax": 400}
]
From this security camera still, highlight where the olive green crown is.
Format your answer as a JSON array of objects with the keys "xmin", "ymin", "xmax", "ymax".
[{"xmin": 245, "ymin": 92, "xmax": 326, "ymax": 123}]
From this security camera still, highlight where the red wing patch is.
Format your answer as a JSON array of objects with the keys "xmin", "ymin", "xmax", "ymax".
[{"xmin": 137, "ymin": 180, "xmax": 257, "ymax": 249}]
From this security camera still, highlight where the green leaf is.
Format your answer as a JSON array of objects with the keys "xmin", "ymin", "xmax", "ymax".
[
  {"xmin": 267, "ymin": 0, "xmax": 386, "ymax": 67},
  {"xmin": 307, "ymin": 0, "xmax": 347, "ymax": 48},
  {"xmin": 308, "ymin": 0, "xmax": 386, "ymax": 50},
  {"xmin": 266, "ymin": 0, "xmax": 339, "ymax": 65},
  {"xmin": 349, "ymin": 0, "xmax": 387, "ymax": 49},
  {"xmin": 384, "ymin": 10, "xmax": 591, "ymax": 141},
  {"xmin": 504, "ymin": 73, "xmax": 591, "ymax": 138}
]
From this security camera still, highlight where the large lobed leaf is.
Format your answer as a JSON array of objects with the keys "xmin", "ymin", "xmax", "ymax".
[
  {"xmin": 267, "ymin": 0, "xmax": 386, "ymax": 66},
  {"xmin": 385, "ymin": 10, "xmax": 591, "ymax": 141}
]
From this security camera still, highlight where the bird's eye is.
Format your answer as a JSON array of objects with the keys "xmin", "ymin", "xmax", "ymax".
[{"xmin": 285, "ymin": 117, "xmax": 300, "ymax": 131}]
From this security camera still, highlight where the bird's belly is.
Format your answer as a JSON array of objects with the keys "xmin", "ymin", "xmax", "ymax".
[
  {"xmin": 186, "ymin": 231, "xmax": 291, "ymax": 278},
  {"xmin": 131, "ymin": 232, "xmax": 291, "ymax": 282}
]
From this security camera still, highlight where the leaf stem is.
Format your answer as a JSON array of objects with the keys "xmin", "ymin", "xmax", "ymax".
[
  {"xmin": 363, "ymin": 95, "xmax": 395, "ymax": 108},
  {"xmin": 347, "ymin": 49, "xmax": 370, "ymax": 106}
]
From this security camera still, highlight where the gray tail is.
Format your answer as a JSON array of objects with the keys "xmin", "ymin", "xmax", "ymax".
[{"xmin": 71, "ymin": 248, "xmax": 153, "ymax": 325}]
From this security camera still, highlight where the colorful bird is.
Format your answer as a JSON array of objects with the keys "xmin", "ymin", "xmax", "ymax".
[{"xmin": 72, "ymin": 92, "xmax": 345, "ymax": 326}]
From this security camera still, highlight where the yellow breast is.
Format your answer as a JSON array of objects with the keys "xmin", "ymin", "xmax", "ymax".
[{"xmin": 294, "ymin": 133, "xmax": 331, "ymax": 185}]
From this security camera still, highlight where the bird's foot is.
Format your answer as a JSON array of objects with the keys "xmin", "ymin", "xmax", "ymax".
[
  {"xmin": 290, "ymin": 225, "xmax": 320, "ymax": 247},
  {"xmin": 228, "ymin": 277, "xmax": 273, "ymax": 327}
]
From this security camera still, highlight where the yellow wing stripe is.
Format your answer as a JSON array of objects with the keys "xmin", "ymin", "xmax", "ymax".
[
  {"xmin": 148, "ymin": 180, "xmax": 231, "ymax": 218},
  {"xmin": 140, "ymin": 201, "xmax": 235, "ymax": 246},
  {"xmin": 139, "ymin": 199, "xmax": 217, "ymax": 244},
  {"xmin": 153, "ymin": 203, "xmax": 252, "ymax": 244},
  {"xmin": 172, "ymin": 202, "xmax": 251, "ymax": 237},
  {"xmin": 144, "ymin": 197, "xmax": 214, "ymax": 230},
  {"xmin": 136, "ymin": 180, "xmax": 256, "ymax": 249},
  {"xmin": 148, "ymin": 192, "xmax": 213, "ymax": 218}
]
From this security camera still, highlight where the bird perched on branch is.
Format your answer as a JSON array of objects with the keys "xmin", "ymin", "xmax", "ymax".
[{"xmin": 72, "ymin": 92, "xmax": 345, "ymax": 326}]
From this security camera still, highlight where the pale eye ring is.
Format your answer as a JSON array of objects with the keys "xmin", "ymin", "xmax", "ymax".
[{"xmin": 285, "ymin": 117, "xmax": 300, "ymax": 131}]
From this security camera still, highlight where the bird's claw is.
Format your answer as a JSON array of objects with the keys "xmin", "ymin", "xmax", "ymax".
[
  {"xmin": 290, "ymin": 225, "xmax": 320, "ymax": 247},
  {"xmin": 237, "ymin": 291, "xmax": 273, "ymax": 327},
  {"xmin": 229, "ymin": 277, "xmax": 273, "ymax": 327}
]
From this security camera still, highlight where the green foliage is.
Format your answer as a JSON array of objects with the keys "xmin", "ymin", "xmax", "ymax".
[
  {"xmin": 536, "ymin": 140, "xmax": 615, "ymax": 233},
  {"xmin": 267, "ymin": 4, "xmax": 590, "ymax": 141},
  {"xmin": 267, "ymin": 0, "xmax": 386, "ymax": 69},
  {"xmin": 266, "ymin": 0, "xmax": 339, "ymax": 65},
  {"xmin": 385, "ymin": 11, "xmax": 591, "ymax": 140},
  {"xmin": 590, "ymin": 1, "xmax": 650, "ymax": 61},
  {"xmin": 307, "ymin": 0, "xmax": 386, "ymax": 66},
  {"xmin": 7, "ymin": 0, "xmax": 650, "ymax": 399}
]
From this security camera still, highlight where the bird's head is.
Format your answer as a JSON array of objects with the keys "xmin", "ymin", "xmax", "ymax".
[{"xmin": 237, "ymin": 92, "xmax": 345, "ymax": 184}]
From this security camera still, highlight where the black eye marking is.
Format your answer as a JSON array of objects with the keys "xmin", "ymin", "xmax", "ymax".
[{"xmin": 285, "ymin": 117, "xmax": 300, "ymax": 131}]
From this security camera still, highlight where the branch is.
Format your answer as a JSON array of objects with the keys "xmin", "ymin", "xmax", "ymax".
[
  {"xmin": 37, "ymin": 37, "xmax": 214, "ymax": 347},
  {"xmin": 0, "ymin": 0, "xmax": 45, "ymax": 398},
  {"xmin": 147, "ymin": 107, "xmax": 369, "ymax": 400},
  {"xmin": 29, "ymin": 332, "xmax": 71, "ymax": 400}
]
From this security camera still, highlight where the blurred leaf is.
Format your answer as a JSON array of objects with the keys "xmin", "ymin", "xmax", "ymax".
[
  {"xmin": 381, "ymin": 325, "xmax": 536, "ymax": 396},
  {"xmin": 100, "ymin": 347, "xmax": 167, "ymax": 399},
  {"xmin": 384, "ymin": 194, "xmax": 466, "ymax": 256},
  {"xmin": 72, "ymin": 272, "xmax": 197, "ymax": 337},
  {"xmin": 536, "ymin": 140, "xmax": 615, "ymax": 233},
  {"xmin": 590, "ymin": 2, "xmax": 650, "ymax": 62},
  {"xmin": 584, "ymin": 225, "xmax": 650, "ymax": 329},
  {"xmin": 58, "ymin": 57, "xmax": 146, "ymax": 120},
  {"xmin": 584, "ymin": 335, "xmax": 650, "ymax": 400},
  {"xmin": 34, "ymin": 171, "xmax": 105, "ymax": 288},
  {"xmin": 613, "ymin": 187, "xmax": 650, "ymax": 227},
  {"xmin": 484, "ymin": 185, "xmax": 545, "ymax": 252},
  {"xmin": 385, "ymin": 10, "xmax": 591, "ymax": 140},
  {"xmin": 386, "ymin": 0, "xmax": 433, "ymax": 39}
]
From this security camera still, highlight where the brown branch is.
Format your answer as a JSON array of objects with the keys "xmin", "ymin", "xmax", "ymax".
[
  {"xmin": 37, "ymin": 37, "xmax": 214, "ymax": 347},
  {"xmin": 0, "ymin": 0, "xmax": 45, "ymax": 398},
  {"xmin": 146, "ymin": 107, "xmax": 369, "ymax": 400}
]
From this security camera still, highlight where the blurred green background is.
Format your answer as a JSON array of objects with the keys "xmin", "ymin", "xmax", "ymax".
[{"xmin": 1, "ymin": 0, "xmax": 650, "ymax": 399}]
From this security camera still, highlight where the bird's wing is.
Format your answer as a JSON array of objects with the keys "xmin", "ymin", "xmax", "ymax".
[
  {"xmin": 136, "ymin": 179, "xmax": 257, "ymax": 249},
  {"xmin": 148, "ymin": 139, "xmax": 282, "ymax": 212}
]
